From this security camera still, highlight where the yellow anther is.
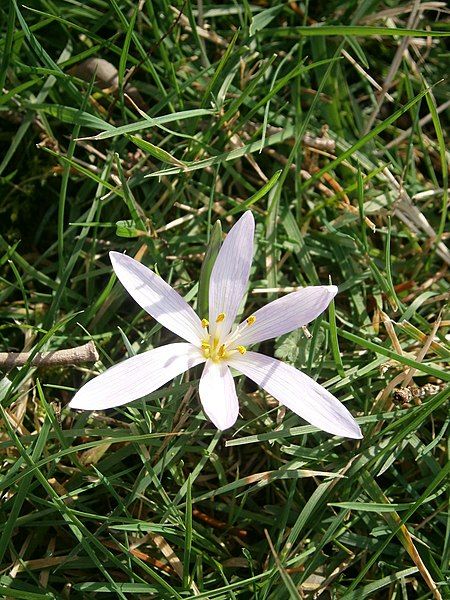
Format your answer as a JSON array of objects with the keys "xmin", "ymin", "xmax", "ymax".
[
  {"xmin": 236, "ymin": 345, "xmax": 247, "ymax": 355},
  {"xmin": 201, "ymin": 318, "xmax": 209, "ymax": 328},
  {"xmin": 246, "ymin": 315, "xmax": 256, "ymax": 326},
  {"xmin": 218, "ymin": 344, "xmax": 226, "ymax": 358},
  {"xmin": 215, "ymin": 312, "xmax": 226, "ymax": 323},
  {"xmin": 201, "ymin": 341, "xmax": 210, "ymax": 350}
]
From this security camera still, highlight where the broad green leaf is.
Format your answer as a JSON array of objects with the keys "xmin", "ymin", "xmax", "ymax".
[{"xmin": 197, "ymin": 219, "xmax": 222, "ymax": 319}]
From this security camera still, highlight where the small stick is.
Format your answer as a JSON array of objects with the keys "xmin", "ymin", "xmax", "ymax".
[
  {"xmin": 341, "ymin": 48, "xmax": 394, "ymax": 102},
  {"xmin": 0, "ymin": 341, "xmax": 99, "ymax": 369},
  {"xmin": 401, "ymin": 311, "xmax": 443, "ymax": 388}
]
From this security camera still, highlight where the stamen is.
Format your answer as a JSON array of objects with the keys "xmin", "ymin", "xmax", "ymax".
[
  {"xmin": 201, "ymin": 318, "xmax": 209, "ymax": 328},
  {"xmin": 236, "ymin": 345, "xmax": 247, "ymax": 355},
  {"xmin": 215, "ymin": 312, "xmax": 226, "ymax": 323},
  {"xmin": 201, "ymin": 340, "xmax": 211, "ymax": 359},
  {"xmin": 246, "ymin": 315, "xmax": 256, "ymax": 326},
  {"xmin": 218, "ymin": 344, "xmax": 226, "ymax": 358}
]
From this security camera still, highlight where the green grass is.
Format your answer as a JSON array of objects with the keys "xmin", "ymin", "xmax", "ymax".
[{"xmin": 1, "ymin": 1, "xmax": 449, "ymax": 598}]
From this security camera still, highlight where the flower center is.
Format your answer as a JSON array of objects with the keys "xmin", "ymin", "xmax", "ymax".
[{"xmin": 200, "ymin": 313, "xmax": 255, "ymax": 362}]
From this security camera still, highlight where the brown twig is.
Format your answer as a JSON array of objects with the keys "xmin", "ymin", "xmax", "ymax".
[{"xmin": 0, "ymin": 341, "xmax": 99, "ymax": 369}]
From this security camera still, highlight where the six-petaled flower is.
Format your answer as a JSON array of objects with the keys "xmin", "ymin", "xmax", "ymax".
[{"xmin": 70, "ymin": 211, "xmax": 362, "ymax": 439}]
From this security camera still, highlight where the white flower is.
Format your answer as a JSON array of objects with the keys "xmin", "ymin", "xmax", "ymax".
[{"xmin": 70, "ymin": 211, "xmax": 361, "ymax": 438}]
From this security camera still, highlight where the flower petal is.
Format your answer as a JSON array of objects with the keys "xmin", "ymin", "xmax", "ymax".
[
  {"xmin": 234, "ymin": 286, "xmax": 338, "ymax": 347},
  {"xmin": 110, "ymin": 252, "xmax": 204, "ymax": 346},
  {"xmin": 199, "ymin": 360, "xmax": 239, "ymax": 430},
  {"xmin": 227, "ymin": 351, "xmax": 362, "ymax": 438},
  {"xmin": 69, "ymin": 343, "xmax": 205, "ymax": 410},
  {"xmin": 208, "ymin": 211, "xmax": 254, "ymax": 338}
]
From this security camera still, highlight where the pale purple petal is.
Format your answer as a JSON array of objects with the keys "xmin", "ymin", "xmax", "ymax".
[
  {"xmin": 199, "ymin": 360, "xmax": 239, "ymax": 430},
  {"xmin": 208, "ymin": 211, "xmax": 254, "ymax": 338},
  {"xmin": 227, "ymin": 351, "xmax": 361, "ymax": 438},
  {"xmin": 110, "ymin": 252, "xmax": 204, "ymax": 346},
  {"xmin": 69, "ymin": 343, "xmax": 205, "ymax": 410},
  {"xmin": 234, "ymin": 286, "xmax": 338, "ymax": 347}
]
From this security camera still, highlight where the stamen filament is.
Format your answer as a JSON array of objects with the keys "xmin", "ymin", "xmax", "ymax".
[{"xmin": 223, "ymin": 315, "xmax": 255, "ymax": 348}]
